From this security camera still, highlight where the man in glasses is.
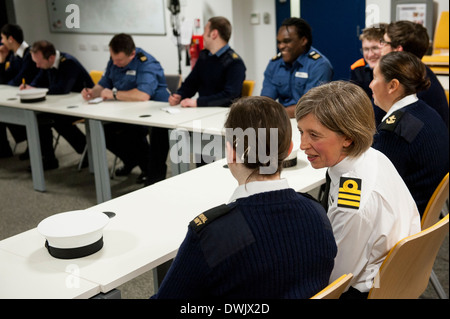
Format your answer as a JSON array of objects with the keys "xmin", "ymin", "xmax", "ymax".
[
  {"xmin": 377, "ymin": 20, "xmax": 448, "ymax": 128},
  {"xmin": 350, "ymin": 24, "xmax": 387, "ymax": 98}
]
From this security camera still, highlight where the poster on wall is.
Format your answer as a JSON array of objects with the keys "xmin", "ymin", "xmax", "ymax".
[{"xmin": 396, "ymin": 3, "xmax": 427, "ymax": 26}]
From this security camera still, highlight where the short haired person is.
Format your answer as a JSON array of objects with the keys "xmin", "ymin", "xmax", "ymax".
[
  {"xmin": 0, "ymin": 24, "xmax": 38, "ymax": 158},
  {"xmin": 19, "ymin": 40, "xmax": 93, "ymax": 169},
  {"xmin": 82, "ymin": 33, "xmax": 170, "ymax": 185},
  {"xmin": 370, "ymin": 51, "xmax": 449, "ymax": 216},
  {"xmin": 169, "ymin": 16, "xmax": 246, "ymax": 108},
  {"xmin": 378, "ymin": 20, "xmax": 448, "ymax": 128},
  {"xmin": 151, "ymin": 96, "xmax": 337, "ymax": 299},
  {"xmin": 261, "ymin": 17, "xmax": 333, "ymax": 118},
  {"xmin": 296, "ymin": 81, "xmax": 420, "ymax": 299},
  {"xmin": 350, "ymin": 23, "xmax": 387, "ymax": 98}
]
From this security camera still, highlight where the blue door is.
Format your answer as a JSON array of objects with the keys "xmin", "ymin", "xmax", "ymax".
[{"xmin": 300, "ymin": 0, "xmax": 366, "ymax": 80}]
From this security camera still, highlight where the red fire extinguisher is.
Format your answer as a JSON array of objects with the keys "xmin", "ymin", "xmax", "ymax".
[{"xmin": 189, "ymin": 35, "xmax": 204, "ymax": 69}]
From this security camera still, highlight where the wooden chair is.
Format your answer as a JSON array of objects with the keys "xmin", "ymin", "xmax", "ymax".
[
  {"xmin": 368, "ymin": 214, "xmax": 449, "ymax": 299},
  {"xmin": 310, "ymin": 274, "xmax": 353, "ymax": 299},
  {"xmin": 420, "ymin": 172, "xmax": 449, "ymax": 299},
  {"xmin": 241, "ymin": 80, "xmax": 255, "ymax": 97},
  {"xmin": 422, "ymin": 11, "xmax": 449, "ymax": 75}
]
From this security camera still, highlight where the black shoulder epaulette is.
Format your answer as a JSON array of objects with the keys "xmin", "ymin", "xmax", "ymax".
[
  {"xmin": 378, "ymin": 110, "xmax": 423, "ymax": 143},
  {"xmin": 137, "ymin": 52, "xmax": 148, "ymax": 62},
  {"xmin": 60, "ymin": 54, "xmax": 67, "ymax": 63},
  {"xmin": 337, "ymin": 177, "xmax": 362, "ymax": 210},
  {"xmin": 308, "ymin": 50, "xmax": 321, "ymax": 60},
  {"xmin": 190, "ymin": 204, "xmax": 231, "ymax": 233}
]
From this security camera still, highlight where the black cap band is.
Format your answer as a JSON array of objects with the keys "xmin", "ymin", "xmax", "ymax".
[{"xmin": 44, "ymin": 236, "xmax": 104, "ymax": 259}]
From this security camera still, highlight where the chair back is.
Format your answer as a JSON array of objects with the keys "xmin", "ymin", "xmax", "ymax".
[
  {"xmin": 89, "ymin": 70, "xmax": 104, "ymax": 85},
  {"xmin": 368, "ymin": 214, "xmax": 449, "ymax": 299},
  {"xmin": 241, "ymin": 80, "xmax": 255, "ymax": 97},
  {"xmin": 433, "ymin": 11, "xmax": 449, "ymax": 55},
  {"xmin": 421, "ymin": 173, "xmax": 449, "ymax": 230},
  {"xmin": 310, "ymin": 273, "xmax": 353, "ymax": 299},
  {"xmin": 165, "ymin": 74, "xmax": 182, "ymax": 94}
]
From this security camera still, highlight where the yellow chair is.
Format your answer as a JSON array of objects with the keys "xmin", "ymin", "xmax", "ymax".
[
  {"xmin": 432, "ymin": 11, "xmax": 449, "ymax": 55},
  {"xmin": 420, "ymin": 172, "xmax": 449, "ymax": 299},
  {"xmin": 422, "ymin": 11, "xmax": 449, "ymax": 74},
  {"xmin": 241, "ymin": 80, "xmax": 255, "ymax": 97},
  {"xmin": 367, "ymin": 214, "xmax": 449, "ymax": 299},
  {"xmin": 310, "ymin": 274, "xmax": 353, "ymax": 299},
  {"xmin": 422, "ymin": 173, "xmax": 449, "ymax": 230},
  {"xmin": 89, "ymin": 70, "xmax": 104, "ymax": 85}
]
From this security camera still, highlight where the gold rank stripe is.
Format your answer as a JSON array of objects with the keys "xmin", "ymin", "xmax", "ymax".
[
  {"xmin": 338, "ymin": 192, "xmax": 361, "ymax": 201},
  {"xmin": 338, "ymin": 191, "xmax": 361, "ymax": 208}
]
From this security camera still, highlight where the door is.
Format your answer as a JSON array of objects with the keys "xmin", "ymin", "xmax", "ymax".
[{"xmin": 300, "ymin": 0, "xmax": 366, "ymax": 81}]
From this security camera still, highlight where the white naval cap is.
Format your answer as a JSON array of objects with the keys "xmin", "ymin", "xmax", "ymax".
[
  {"xmin": 17, "ymin": 88, "xmax": 48, "ymax": 103},
  {"xmin": 37, "ymin": 210, "xmax": 112, "ymax": 259}
]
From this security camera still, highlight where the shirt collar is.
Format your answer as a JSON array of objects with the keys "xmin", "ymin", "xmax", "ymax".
[
  {"xmin": 328, "ymin": 153, "xmax": 364, "ymax": 186},
  {"xmin": 15, "ymin": 41, "xmax": 29, "ymax": 58},
  {"xmin": 228, "ymin": 179, "xmax": 290, "ymax": 204},
  {"xmin": 51, "ymin": 50, "xmax": 61, "ymax": 69},
  {"xmin": 382, "ymin": 94, "xmax": 418, "ymax": 122},
  {"xmin": 211, "ymin": 44, "xmax": 230, "ymax": 57}
]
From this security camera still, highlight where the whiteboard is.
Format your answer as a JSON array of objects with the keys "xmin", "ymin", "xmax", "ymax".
[{"xmin": 46, "ymin": 0, "xmax": 166, "ymax": 35}]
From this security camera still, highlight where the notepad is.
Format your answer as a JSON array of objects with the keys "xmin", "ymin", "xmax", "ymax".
[
  {"xmin": 161, "ymin": 107, "xmax": 181, "ymax": 114},
  {"xmin": 88, "ymin": 97, "xmax": 103, "ymax": 104}
]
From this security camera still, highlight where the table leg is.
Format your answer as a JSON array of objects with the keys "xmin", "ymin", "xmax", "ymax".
[
  {"xmin": 87, "ymin": 119, "xmax": 111, "ymax": 203},
  {"xmin": 24, "ymin": 110, "xmax": 45, "ymax": 192}
]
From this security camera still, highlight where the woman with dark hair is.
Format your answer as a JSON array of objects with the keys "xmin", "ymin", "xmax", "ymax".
[
  {"xmin": 151, "ymin": 96, "xmax": 337, "ymax": 299},
  {"xmin": 371, "ymin": 51, "xmax": 449, "ymax": 216}
]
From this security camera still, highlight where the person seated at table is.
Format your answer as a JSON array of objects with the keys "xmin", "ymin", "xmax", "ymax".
[
  {"xmin": 371, "ymin": 51, "xmax": 449, "ymax": 216},
  {"xmin": 295, "ymin": 81, "xmax": 420, "ymax": 299},
  {"xmin": 377, "ymin": 20, "xmax": 448, "ymax": 128},
  {"xmin": 0, "ymin": 24, "xmax": 38, "ymax": 158},
  {"xmin": 261, "ymin": 17, "xmax": 333, "ymax": 118},
  {"xmin": 18, "ymin": 40, "xmax": 93, "ymax": 170},
  {"xmin": 82, "ymin": 33, "xmax": 169, "ymax": 185},
  {"xmin": 350, "ymin": 23, "xmax": 387, "ymax": 98},
  {"xmin": 169, "ymin": 16, "xmax": 246, "ymax": 108},
  {"xmin": 151, "ymin": 96, "xmax": 337, "ymax": 299}
]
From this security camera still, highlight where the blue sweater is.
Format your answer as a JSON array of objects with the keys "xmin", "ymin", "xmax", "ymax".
[
  {"xmin": 373, "ymin": 100, "xmax": 449, "ymax": 216},
  {"xmin": 151, "ymin": 189, "xmax": 337, "ymax": 299}
]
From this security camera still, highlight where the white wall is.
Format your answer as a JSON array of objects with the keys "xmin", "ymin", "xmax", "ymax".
[{"xmin": 11, "ymin": 0, "xmax": 449, "ymax": 96}]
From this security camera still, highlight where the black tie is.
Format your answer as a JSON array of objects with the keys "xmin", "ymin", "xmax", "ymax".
[{"xmin": 321, "ymin": 170, "xmax": 331, "ymax": 211}]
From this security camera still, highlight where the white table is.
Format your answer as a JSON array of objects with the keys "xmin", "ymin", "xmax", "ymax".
[
  {"xmin": 0, "ymin": 151, "xmax": 325, "ymax": 298},
  {"xmin": 1, "ymin": 85, "xmax": 228, "ymax": 203}
]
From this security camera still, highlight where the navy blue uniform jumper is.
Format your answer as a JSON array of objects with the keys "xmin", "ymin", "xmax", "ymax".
[{"xmin": 373, "ymin": 99, "xmax": 449, "ymax": 216}]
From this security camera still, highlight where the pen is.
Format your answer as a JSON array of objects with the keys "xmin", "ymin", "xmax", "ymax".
[{"xmin": 22, "ymin": 78, "xmax": 26, "ymax": 88}]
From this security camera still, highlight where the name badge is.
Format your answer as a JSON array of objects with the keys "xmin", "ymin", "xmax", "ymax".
[
  {"xmin": 295, "ymin": 72, "xmax": 308, "ymax": 78},
  {"xmin": 126, "ymin": 70, "xmax": 136, "ymax": 76}
]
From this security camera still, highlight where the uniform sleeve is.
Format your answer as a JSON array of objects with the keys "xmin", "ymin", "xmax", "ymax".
[
  {"xmin": 30, "ymin": 69, "xmax": 48, "ymax": 89},
  {"xmin": 176, "ymin": 56, "xmax": 203, "ymax": 99},
  {"xmin": 97, "ymin": 59, "xmax": 113, "ymax": 89},
  {"xmin": 151, "ymin": 226, "xmax": 212, "ymax": 299},
  {"xmin": 197, "ymin": 59, "xmax": 246, "ymax": 107},
  {"xmin": 261, "ymin": 61, "xmax": 279, "ymax": 99},
  {"xmin": 303, "ymin": 59, "xmax": 333, "ymax": 94},
  {"xmin": 135, "ymin": 60, "xmax": 164, "ymax": 98}
]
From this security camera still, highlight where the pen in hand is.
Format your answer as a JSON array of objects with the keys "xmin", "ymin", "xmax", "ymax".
[{"xmin": 22, "ymin": 78, "xmax": 27, "ymax": 89}]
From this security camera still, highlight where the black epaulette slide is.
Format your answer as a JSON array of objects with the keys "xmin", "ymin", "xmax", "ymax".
[{"xmin": 190, "ymin": 204, "xmax": 231, "ymax": 233}]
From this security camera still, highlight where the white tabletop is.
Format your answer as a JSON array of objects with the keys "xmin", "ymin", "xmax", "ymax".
[
  {"xmin": 0, "ymin": 86, "xmax": 227, "ymax": 129},
  {"xmin": 0, "ymin": 249, "xmax": 100, "ymax": 299},
  {"xmin": 0, "ymin": 150, "xmax": 325, "ymax": 297}
]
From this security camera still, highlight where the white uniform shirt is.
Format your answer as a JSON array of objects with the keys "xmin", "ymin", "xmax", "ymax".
[{"xmin": 326, "ymin": 147, "xmax": 421, "ymax": 293}]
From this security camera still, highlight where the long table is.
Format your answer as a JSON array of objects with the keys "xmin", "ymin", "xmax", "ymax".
[
  {"xmin": 0, "ymin": 150, "xmax": 326, "ymax": 298},
  {"xmin": 0, "ymin": 85, "xmax": 228, "ymax": 203}
]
